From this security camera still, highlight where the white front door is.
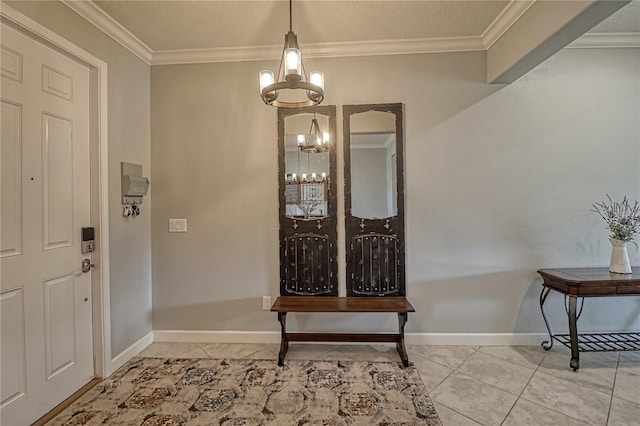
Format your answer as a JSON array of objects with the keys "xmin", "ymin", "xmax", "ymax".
[{"xmin": 1, "ymin": 23, "xmax": 93, "ymax": 426}]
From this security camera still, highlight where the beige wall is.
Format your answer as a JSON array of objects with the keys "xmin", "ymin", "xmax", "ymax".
[
  {"xmin": 152, "ymin": 48, "xmax": 640, "ymax": 334},
  {"xmin": 5, "ymin": 1, "xmax": 153, "ymax": 355},
  {"xmin": 151, "ymin": 61, "xmax": 280, "ymax": 330},
  {"xmin": 9, "ymin": 0, "xmax": 638, "ymax": 347}
]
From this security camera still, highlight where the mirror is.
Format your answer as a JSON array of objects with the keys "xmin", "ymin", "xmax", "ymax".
[
  {"xmin": 284, "ymin": 113, "xmax": 330, "ymax": 219},
  {"xmin": 343, "ymin": 103, "xmax": 405, "ymax": 297},
  {"xmin": 350, "ymin": 111, "xmax": 397, "ymax": 219},
  {"xmin": 277, "ymin": 106, "xmax": 338, "ymax": 296}
]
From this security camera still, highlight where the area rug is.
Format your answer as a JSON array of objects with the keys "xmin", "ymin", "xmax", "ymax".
[{"xmin": 49, "ymin": 357, "xmax": 442, "ymax": 425}]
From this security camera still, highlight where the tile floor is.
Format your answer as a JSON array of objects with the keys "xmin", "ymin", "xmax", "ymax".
[{"xmin": 138, "ymin": 342, "xmax": 640, "ymax": 425}]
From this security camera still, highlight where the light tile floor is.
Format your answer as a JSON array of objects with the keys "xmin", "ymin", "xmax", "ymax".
[{"xmin": 138, "ymin": 342, "xmax": 640, "ymax": 425}]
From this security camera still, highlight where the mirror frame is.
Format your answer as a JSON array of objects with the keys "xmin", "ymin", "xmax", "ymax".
[
  {"xmin": 343, "ymin": 103, "xmax": 405, "ymax": 297},
  {"xmin": 278, "ymin": 105, "xmax": 338, "ymax": 296}
]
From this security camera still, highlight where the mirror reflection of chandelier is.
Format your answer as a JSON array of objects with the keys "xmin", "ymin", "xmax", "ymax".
[
  {"xmin": 258, "ymin": 0, "xmax": 325, "ymax": 108},
  {"xmin": 297, "ymin": 113, "xmax": 329, "ymax": 153},
  {"xmin": 285, "ymin": 126, "xmax": 329, "ymax": 218}
]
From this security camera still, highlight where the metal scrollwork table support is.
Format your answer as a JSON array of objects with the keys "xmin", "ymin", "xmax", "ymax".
[{"xmin": 538, "ymin": 268, "xmax": 640, "ymax": 371}]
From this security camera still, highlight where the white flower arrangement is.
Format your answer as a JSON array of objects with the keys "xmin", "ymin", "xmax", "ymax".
[{"xmin": 592, "ymin": 195, "xmax": 640, "ymax": 243}]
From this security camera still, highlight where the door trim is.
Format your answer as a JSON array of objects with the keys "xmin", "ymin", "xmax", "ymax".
[{"xmin": 1, "ymin": 4, "xmax": 113, "ymax": 378}]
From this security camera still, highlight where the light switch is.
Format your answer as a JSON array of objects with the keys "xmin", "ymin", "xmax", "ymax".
[{"xmin": 169, "ymin": 218, "xmax": 187, "ymax": 233}]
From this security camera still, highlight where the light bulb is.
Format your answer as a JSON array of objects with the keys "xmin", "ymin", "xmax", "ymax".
[
  {"xmin": 259, "ymin": 70, "xmax": 274, "ymax": 91},
  {"xmin": 310, "ymin": 71, "xmax": 324, "ymax": 89},
  {"xmin": 284, "ymin": 48, "xmax": 301, "ymax": 76},
  {"xmin": 297, "ymin": 134, "xmax": 305, "ymax": 145},
  {"xmin": 323, "ymin": 132, "xmax": 329, "ymax": 143}
]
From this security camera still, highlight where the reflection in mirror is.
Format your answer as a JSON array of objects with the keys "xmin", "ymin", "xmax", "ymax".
[
  {"xmin": 279, "ymin": 105, "xmax": 337, "ymax": 296},
  {"xmin": 350, "ymin": 111, "xmax": 397, "ymax": 219},
  {"xmin": 344, "ymin": 103, "xmax": 404, "ymax": 297},
  {"xmin": 284, "ymin": 113, "xmax": 330, "ymax": 219}
]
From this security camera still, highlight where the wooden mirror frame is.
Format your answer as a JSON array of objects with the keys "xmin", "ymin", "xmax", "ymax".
[
  {"xmin": 278, "ymin": 105, "xmax": 338, "ymax": 296},
  {"xmin": 343, "ymin": 103, "xmax": 406, "ymax": 297}
]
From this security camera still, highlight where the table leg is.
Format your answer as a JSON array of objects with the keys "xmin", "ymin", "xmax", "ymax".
[
  {"xmin": 396, "ymin": 312, "xmax": 409, "ymax": 368},
  {"xmin": 539, "ymin": 286, "xmax": 554, "ymax": 350},
  {"xmin": 277, "ymin": 312, "xmax": 289, "ymax": 367},
  {"xmin": 568, "ymin": 296, "xmax": 580, "ymax": 371}
]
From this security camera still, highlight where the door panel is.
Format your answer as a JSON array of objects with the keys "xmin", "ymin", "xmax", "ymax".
[
  {"xmin": 42, "ymin": 112, "xmax": 73, "ymax": 250},
  {"xmin": 284, "ymin": 234, "xmax": 332, "ymax": 295},
  {"xmin": 44, "ymin": 274, "xmax": 77, "ymax": 379},
  {"xmin": 0, "ymin": 44, "xmax": 23, "ymax": 82},
  {"xmin": 1, "ymin": 100, "xmax": 23, "ymax": 257},
  {"xmin": 0, "ymin": 288, "xmax": 27, "ymax": 409},
  {"xmin": 351, "ymin": 234, "xmax": 398, "ymax": 295},
  {"xmin": 41, "ymin": 65, "xmax": 73, "ymax": 101},
  {"xmin": 0, "ymin": 23, "xmax": 93, "ymax": 426}
]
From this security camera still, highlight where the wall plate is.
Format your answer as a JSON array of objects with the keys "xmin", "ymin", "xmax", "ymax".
[{"xmin": 169, "ymin": 218, "xmax": 187, "ymax": 233}]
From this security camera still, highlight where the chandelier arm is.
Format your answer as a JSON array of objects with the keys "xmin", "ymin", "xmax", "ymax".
[
  {"xmin": 261, "ymin": 80, "xmax": 324, "ymax": 108},
  {"xmin": 271, "ymin": 99, "xmax": 316, "ymax": 108},
  {"xmin": 276, "ymin": 48, "xmax": 284, "ymax": 83},
  {"xmin": 307, "ymin": 119, "xmax": 314, "ymax": 139},
  {"xmin": 262, "ymin": 81, "xmax": 323, "ymax": 94},
  {"xmin": 300, "ymin": 59, "xmax": 307, "ymax": 81},
  {"xmin": 307, "ymin": 90, "xmax": 323, "ymax": 104}
]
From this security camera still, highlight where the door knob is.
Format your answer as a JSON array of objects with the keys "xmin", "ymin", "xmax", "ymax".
[{"xmin": 81, "ymin": 258, "xmax": 95, "ymax": 273}]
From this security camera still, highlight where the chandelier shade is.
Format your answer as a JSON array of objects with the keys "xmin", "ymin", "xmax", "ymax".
[{"xmin": 259, "ymin": 1, "xmax": 324, "ymax": 108}]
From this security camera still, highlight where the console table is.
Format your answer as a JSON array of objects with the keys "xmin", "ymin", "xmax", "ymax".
[
  {"xmin": 271, "ymin": 296, "xmax": 415, "ymax": 367},
  {"xmin": 538, "ymin": 268, "xmax": 640, "ymax": 371}
]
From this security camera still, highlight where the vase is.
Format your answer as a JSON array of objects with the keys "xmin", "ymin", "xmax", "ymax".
[{"xmin": 609, "ymin": 238, "xmax": 632, "ymax": 274}]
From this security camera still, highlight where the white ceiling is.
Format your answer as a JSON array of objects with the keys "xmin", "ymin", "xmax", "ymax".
[
  {"xmin": 62, "ymin": 0, "xmax": 639, "ymax": 65},
  {"xmin": 90, "ymin": 0, "xmax": 640, "ymax": 53},
  {"xmin": 93, "ymin": 0, "xmax": 510, "ymax": 51}
]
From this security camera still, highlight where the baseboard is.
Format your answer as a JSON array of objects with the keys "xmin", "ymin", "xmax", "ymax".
[
  {"xmin": 106, "ymin": 331, "xmax": 153, "ymax": 376},
  {"xmin": 405, "ymin": 333, "xmax": 547, "ymax": 346},
  {"xmin": 152, "ymin": 330, "xmax": 547, "ymax": 347},
  {"xmin": 153, "ymin": 330, "xmax": 281, "ymax": 344}
]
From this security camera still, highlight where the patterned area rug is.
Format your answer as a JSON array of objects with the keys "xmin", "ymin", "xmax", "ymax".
[{"xmin": 50, "ymin": 357, "xmax": 441, "ymax": 425}]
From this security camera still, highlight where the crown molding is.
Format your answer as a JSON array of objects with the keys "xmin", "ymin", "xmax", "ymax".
[
  {"xmin": 151, "ymin": 36, "xmax": 486, "ymax": 66},
  {"xmin": 151, "ymin": 45, "xmax": 281, "ymax": 65},
  {"xmin": 482, "ymin": 0, "xmax": 536, "ymax": 49},
  {"xmin": 61, "ymin": 0, "xmax": 152, "ymax": 64},
  {"xmin": 352, "ymin": 144, "xmax": 386, "ymax": 150},
  {"xmin": 59, "ymin": 0, "xmax": 637, "ymax": 67},
  {"xmin": 567, "ymin": 32, "xmax": 640, "ymax": 48}
]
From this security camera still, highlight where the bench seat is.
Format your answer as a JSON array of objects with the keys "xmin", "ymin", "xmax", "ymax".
[{"xmin": 271, "ymin": 296, "xmax": 415, "ymax": 367}]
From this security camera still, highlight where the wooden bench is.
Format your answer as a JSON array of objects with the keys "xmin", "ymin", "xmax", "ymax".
[{"xmin": 270, "ymin": 296, "xmax": 415, "ymax": 367}]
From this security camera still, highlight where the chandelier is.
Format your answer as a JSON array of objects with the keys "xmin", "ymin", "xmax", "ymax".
[
  {"xmin": 297, "ymin": 113, "xmax": 329, "ymax": 153},
  {"xmin": 259, "ymin": 0, "xmax": 324, "ymax": 108}
]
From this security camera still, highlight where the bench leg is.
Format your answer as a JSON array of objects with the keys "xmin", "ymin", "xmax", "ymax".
[
  {"xmin": 277, "ymin": 312, "xmax": 289, "ymax": 366},
  {"xmin": 396, "ymin": 312, "xmax": 409, "ymax": 368},
  {"xmin": 568, "ymin": 296, "xmax": 580, "ymax": 371}
]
